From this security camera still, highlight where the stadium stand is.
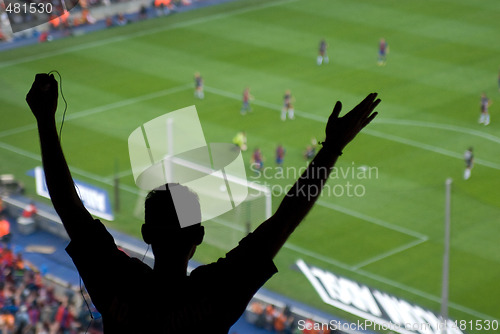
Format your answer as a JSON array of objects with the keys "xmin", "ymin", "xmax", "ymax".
[{"xmin": 0, "ymin": 235, "xmax": 103, "ymax": 333}]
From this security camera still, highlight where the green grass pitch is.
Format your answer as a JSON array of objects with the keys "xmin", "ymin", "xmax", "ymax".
[{"xmin": 1, "ymin": 0, "xmax": 500, "ymax": 328}]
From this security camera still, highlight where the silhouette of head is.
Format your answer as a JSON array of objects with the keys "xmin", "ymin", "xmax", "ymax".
[{"xmin": 142, "ymin": 184, "xmax": 204, "ymax": 256}]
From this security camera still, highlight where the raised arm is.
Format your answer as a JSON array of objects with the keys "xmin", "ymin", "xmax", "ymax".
[
  {"xmin": 253, "ymin": 93, "xmax": 380, "ymax": 259},
  {"xmin": 26, "ymin": 73, "xmax": 92, "ymax": 239}
]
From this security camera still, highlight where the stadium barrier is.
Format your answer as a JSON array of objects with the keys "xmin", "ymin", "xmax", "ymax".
[{"xmin": 2, "ymin": 195, "xmax": 70, "ymax": 240}]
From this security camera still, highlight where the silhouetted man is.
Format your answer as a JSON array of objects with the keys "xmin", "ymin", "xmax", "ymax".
[{"xmin": 26, "ymin": 73, "xmax": 380, "ymax": 333}]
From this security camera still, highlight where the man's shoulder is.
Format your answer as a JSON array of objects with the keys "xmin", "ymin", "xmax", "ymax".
[{"xmin": 191, "ymin": 232, "xmax": 277, "ymax": 279}]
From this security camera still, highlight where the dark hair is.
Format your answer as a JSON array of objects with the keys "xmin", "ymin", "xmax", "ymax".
[{"xmin": 144, "ymin": 183, "xmax": 200, "ymax": 228}]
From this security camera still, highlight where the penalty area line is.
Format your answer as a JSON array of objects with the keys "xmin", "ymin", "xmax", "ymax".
[
  {"xmin": 203, "ymin": 85, "xmax": 500, "ymax": 170},
  {"xmin": 317, "ymin": 200, "xmax": 428, "ymax": 240},
  {"xmin": 350, "ymin": 238, "xmax": 428, "ymax": 270},
  {"xmin": 0, "ymin": 84, "xmax": 192, "ymax": 140}
]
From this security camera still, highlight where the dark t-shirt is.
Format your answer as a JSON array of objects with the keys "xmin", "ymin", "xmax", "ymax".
[{"xmin": 66, "ymin": 219, "xmax": 277, "ymax": 334}]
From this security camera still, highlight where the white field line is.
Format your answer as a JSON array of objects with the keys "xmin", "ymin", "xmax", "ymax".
[
  {"xmin": 0, "ymin": 0, "xmax": 299, "ymax": 68},
  {"xmin": 110, "ymin": 168, "xmax": 135, "ymax": 180},
  {"xmin": 211, "ymin": 217, "xmax": 421, "ymax": 272},
  {"xmin": 317, "ymin": 200, "xmax": 427, "ymax": 240},
  {"xmin": 64, "ymin": 84, "xmax": 193, "ymax": 121},
  {"xmin": 0, "ymin": 140, "xmax": 496, "ymax": 320},
  {"xmin": 376, "ymin": 119, "xmax": 500, "ymax": 145},
  {"xmin": 0, "ymin": 84, "xmax": 192, "ymax": 139},
  {"xmin": 0, "ymin": 124, "xmax": 39, "ymax": 139},
  {"xmin": 364, "ymin": 129, "xmax": 500, "ymax": 170},
  {"xmin": 315, "ymin": 199, "xmax": 430, "ymax": 271},
  {"xmin": 350, "ymin": 238, "xmax": 428, "ymax": 270},
  {"xmin": 0, "ymin": 140, "xmax": 136, "ymax": 196},
  {"xmin": 211, "ymin": 217, "xmax": 496, "ymax": 321},
  {"xmin": 204, "ymin": 85, "xmax": 500, "ymax": 170}
]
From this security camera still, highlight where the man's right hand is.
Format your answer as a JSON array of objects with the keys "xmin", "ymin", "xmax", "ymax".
[
  {"xmin": 324, "ymin": 93, "xmax": 380, "ymax": 153},
  {"xmin": 26, "ymin": 73, "xmax": 58, "ymax": 122}
]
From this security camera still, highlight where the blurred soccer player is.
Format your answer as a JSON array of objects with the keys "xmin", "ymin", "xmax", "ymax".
[
  {"xmin": 27, "ymin": 73, "xmax": 380, "ymax": 333},
  {"xmin": 194, "ymin": 72, "xmax": 204, "ymax": 99},
  {"xmin": 479, "ymin": 92, "xmax": 491, "ymax": 125},
  {"xmin": 317, "ymin": 39, "xmax": 329, "ymax": 65},
  {"xmin": 232, "ymin": 131, "xmax": 247, "ymax": 151},
  {"xmin": 275, "ymin": 144, "xmax": 285, "ymax": 167},
  {"xmin": 251, "ymin": 147, "xmax": 264, "ymax": 173},
  {"xmin": 281, "ymin": 89, "xmax": 295, "ymax": 121},
  {"xmin": 304, "ymin": 145, "xmax": 315, "ymax": 161},
  {"xmin": 464, "ymin": 147, "xmax": 474, "ymax": 180},
  {"xmin": 241, "ymin": 87, "xmax": 253, "ymax": 115},
  {"xmin": 498, "ymin": 68, "xmax": 500, "ymax": 92},
  {"xmin": 378, "ymin": 38, "xmax": 388, "ymax": 66}
]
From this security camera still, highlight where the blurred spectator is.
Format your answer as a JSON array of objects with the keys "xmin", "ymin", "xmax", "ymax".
[
  {"xmin": 302, "ymin": 318, "xmax": 315, "ymax": 334},
  {"xmin": 81, "ymin": 9, "xmax": 97, "ymax": 24},
  {"xmin": 14, "ymin": 304, "xmax": 29, "ymax": 332},
  {"xmin": 22, "ymin": 202, "xmax": 37, "ymax": 219},
  {"xmin": 39, "ymin": 31, "xmax": 51, "ymax": 43},
  {"xmin": 274, "ymin": 309, "xmax": 287, "ymax": 333},
  {"xmin": 283, "ymin": 305, "xmax": 295, "ymax": 334},
  {"xmin": 246, "ymin": 300, "xmax": 265, "ymax": 328},
  {"xmin": 48, "ymin": 13, "xmax": 62, "ymax": 30},
  {"xmin": 0, "ymin": 310, "xmax": 15, "ymax": 333},
  {"xmin": 17, "ymin": 201, "xmax": 38, "ymax": 234},
  {"xmin": 154, "ymin": 0, "xmax": 172, "ymax": 16},
  {"xmin": 264, "ymin": 303, "xmax": 276, "ymax": 331},
  {"xmin": 139, "ymin": 5, "xmax": 148, "ymax": 20},
  {"xmin": 0, "ymin": 215, "xmax": 11, "ymax": 248},
  {"xmin": 105, "ymin": 16, "xmax": 113, "ymax": 27},
  {"xmin": 53, "ymin": 299, "xmax": 74, "ymax": 334},
  {"xmin": 246, "ymin": 302, "xmax": 300, "ymax": 334}
]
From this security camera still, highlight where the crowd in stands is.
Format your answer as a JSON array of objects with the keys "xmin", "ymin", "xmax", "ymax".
[
  {"xmin": 41, "ymin": 0, "xmax": 195, "ymax": 40},
  {"xmin": 0, "ymin": 199, "xmax": 103, "ymax": 334},
  {"xmin": 0, "ymin": 0, "xmax": 198, "ymax": 42}
]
